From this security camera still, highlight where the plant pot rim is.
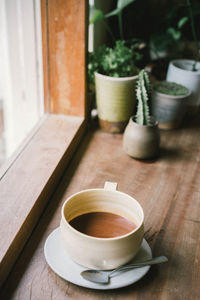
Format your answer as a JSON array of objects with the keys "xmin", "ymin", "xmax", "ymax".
[
  {"xmin": 153, "ymin": 89, "xmax": 191, "ymax": 100},
  {"xmin": 130, "ymin": 116, "xmax": 158, "ymax": 127},
  {"xmin": 94, "ymin": 71, "xmax": 138, "ymax": 82},
  {"xmin": 169, "ymin": 59, "xmax": 200, "ymax": 74}
]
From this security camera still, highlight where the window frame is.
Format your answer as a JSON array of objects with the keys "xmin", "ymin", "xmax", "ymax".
[{"xmin": 0, "ymin": 0, "xmax": 89, "ymax": 288}]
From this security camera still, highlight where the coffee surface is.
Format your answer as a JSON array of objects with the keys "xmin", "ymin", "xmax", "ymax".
[{"xmin": 69, "ymin": 211, "xmax": 137, "ymax": 238}]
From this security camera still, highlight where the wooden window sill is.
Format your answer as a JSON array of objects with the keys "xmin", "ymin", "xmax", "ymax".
[{"xmin": 0, "ymin": 113, "xmax": 86, "ymax": 287}]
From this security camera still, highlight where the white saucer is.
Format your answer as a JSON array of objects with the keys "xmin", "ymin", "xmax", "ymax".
[{"xmin": 44, "ymin": 227, "xmax": 152, "ymax": 290}]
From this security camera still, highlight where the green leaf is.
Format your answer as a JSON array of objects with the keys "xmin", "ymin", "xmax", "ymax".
[
  {"xmin": 167, "ymin": 27, "xmax": 181, "ymax": 41},
  {"xmin": 105, "ymin": 0, "xmax": 136, "ymax": 18},
  {"xmin": 105, "ymin": 8, "xmax": 121, "ymax": 18},
  {"xmin": 117, "ymin": 0, "xmax": 136, "ymax": 9},
  {"xmin": 177, "ymin": 16, "xmax": 189, "ymax": 29},
  {"xmin": 89, "ymin": 6, "xmax": 104, "ymax": 24}
]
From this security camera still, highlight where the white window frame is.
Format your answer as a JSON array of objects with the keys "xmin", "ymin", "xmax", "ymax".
[{"xmin": 0, "ymin": 0, "xmax": 44, "ymax": 158}]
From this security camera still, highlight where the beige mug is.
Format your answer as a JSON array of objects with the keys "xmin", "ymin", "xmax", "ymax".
[{"xmin": 60, "ymin": 181, "xmax": 144, "ymax": 270}]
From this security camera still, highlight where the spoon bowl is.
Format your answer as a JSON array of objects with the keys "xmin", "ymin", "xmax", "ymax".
[{"xmin": 81, "ymin": 256, "xmax": 168, "ymax": 284}]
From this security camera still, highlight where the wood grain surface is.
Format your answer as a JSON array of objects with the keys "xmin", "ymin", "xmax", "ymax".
[
  {"xmin": 0, "ymin": 114, "xmax": 85, "ymax": 288},
  {"xmin": 41, "ymin": 0, "xmax": 87, "ymax": 116},
  {"xmin": 1, "ymin": 117, "xmax": 200, "ymax": 299}
]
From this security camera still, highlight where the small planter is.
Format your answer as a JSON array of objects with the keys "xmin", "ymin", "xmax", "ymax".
[
  {"xmin": 123, "ymin": 116, "xmax": 160, "ymax": 159},
  {"xmin": 152, "ymin": 81, "xmax": 191, "ymax": 129},
  {"xmin": 95, "ymin": 72, "xmax": 138, "ymax": 133},
  {"xmin": 166, "ymin": 59, "xmax": 200, "ymax": 114}
]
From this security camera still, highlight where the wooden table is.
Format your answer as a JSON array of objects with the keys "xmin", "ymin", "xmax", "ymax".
[{"xmin": 1, "ymin": 117, "xmax": 200, "ymax": 299}]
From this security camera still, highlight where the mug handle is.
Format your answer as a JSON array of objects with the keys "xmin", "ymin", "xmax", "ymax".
[{"xmin": 104, "ymin": 181, "xmax": 118, "ymax": 191}]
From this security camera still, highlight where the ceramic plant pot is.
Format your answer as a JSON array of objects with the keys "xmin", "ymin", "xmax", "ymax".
[
  {"xmin": 123, "ymin": 117, "xmax": 160, "ymax": 159},
  {"xmin": 95, "ymin": 72, "xmax": 138, "ymax": 133},
  {"xmin": 166, "ymin": 59, "xmax": 200, "ymax": 114},
  {"xmin": 152, "ymin": 88, "xmax": 191, "ymax": 129}
]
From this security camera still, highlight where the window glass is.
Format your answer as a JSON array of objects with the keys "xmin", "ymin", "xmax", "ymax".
[{"xmin": 0, "ymin": 0, "xmax": 44, "ymax": 167}]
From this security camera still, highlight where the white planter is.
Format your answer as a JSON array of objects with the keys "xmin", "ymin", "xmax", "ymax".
[{"xmin": 166, "ymin": 59, "xmax": 200, "ymax": 112}]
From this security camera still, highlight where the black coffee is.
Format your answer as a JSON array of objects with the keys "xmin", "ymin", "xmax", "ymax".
[{"xmin": 69, "ymin": 211, "xmax": 137, "ymax": 238}]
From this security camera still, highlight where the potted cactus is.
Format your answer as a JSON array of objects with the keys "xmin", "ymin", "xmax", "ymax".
[
  {"xmin": 152, "ymin": 81, "xmax": 191, "ymax": 129},
  {"xmin": 123, "ymin": 70, "xmax": 160, "ymax": 159}
]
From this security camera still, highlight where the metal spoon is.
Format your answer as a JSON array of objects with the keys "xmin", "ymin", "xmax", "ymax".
[{"xmin": 81, "ymin": 256, "xmax": 168, "ymax": 284}]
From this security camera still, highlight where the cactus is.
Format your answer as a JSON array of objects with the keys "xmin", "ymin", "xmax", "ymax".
[
  {"xmin": 154, "ymin": 81, "xmax": 188, "ymax": 96},
  {"xmin": 135, "ymin": 69, "xmax": 151, "ymax": 126}
]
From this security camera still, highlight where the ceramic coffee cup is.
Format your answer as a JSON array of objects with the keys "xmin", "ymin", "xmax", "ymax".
[{"xmin": 60, "ymin": 182, "xmax": 144, "ymax": 270}]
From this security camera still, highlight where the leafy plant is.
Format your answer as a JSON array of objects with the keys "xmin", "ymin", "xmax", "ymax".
[
  {"xmin": 89, "ymin": 0, "xmax": 137, "ymax": 41},
  {"xmin": 150, "ymin": 15, "xmax": 189, "ymax": 60},
  {"xmin": 154, "ymin": 81, "xmax": 189, "ymax": 96},
  {"xmin": 150, "ymin": 0, "xmax": 200, "ymax": 66},
  {"xmin": 186, "ymin": 0, "xmax": 200, "ymax": 70},
  {"xmin": 88, "ymin": 40, "xmax": 141, "ymax": 84},
  {"xmin": 135, "ymin": 70, "xmax": 151, "ymax": 126}
]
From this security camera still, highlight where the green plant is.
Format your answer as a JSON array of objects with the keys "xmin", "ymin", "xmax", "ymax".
[
  {"xmin": 149, "ymin": 0, "xmax": 200, "ymax": 66},
  {"xmin": 89, "ymin": 0, "xmax": 137, "ymax": 41},
  {"xmin": 186, "ymin": 0, "xmax": 200, "ymax": 70},
  {"xmin": 135, "ymin": 69, "xmax": 151, "ymax": 126},
  {"xmin": 88, "ymin": 40, "xmax": 141, "ymax": 84},
  {"xmin": 154, "ymin": 81, "xmax": 189, "ymax": 96},
  {"xmin": 150, "ymin": 15, "xmax": 189, "ymax": 60}
]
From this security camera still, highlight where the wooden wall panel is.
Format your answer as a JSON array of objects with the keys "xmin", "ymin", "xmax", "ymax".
[
  {"xmin": 41, "ymin": 0, "xmax": 50, "ymax": 112},
  {"xmin": 41, "ymin": 0, "xmax": 87, "ymax": 116}
]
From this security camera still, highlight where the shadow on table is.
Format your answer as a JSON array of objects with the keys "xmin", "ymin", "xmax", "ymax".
[{"xmin": 159, "ymin": 146, "xmax": 181, "ymax": 161}]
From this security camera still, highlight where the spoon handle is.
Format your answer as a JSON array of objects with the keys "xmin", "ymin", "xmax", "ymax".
[{"xmin": 109, "ymin": 256, "xmax": 168, "ymax": 276}]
